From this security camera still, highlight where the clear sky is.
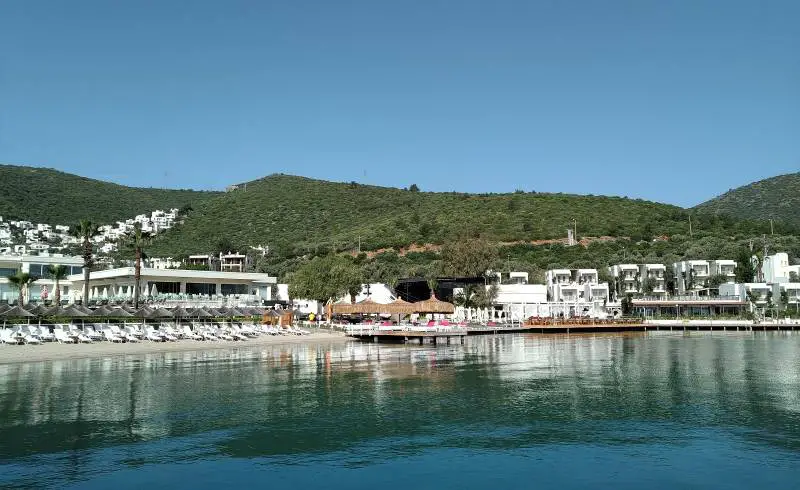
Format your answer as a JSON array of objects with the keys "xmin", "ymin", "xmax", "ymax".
[{"xmin": 1, "ymin": 1, "xmax": 797, "ymax": 207}]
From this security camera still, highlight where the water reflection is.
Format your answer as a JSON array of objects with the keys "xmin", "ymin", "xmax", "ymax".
[{"xmin": 1, "ymin": 332, "xmax": 799, "ymax": 487}]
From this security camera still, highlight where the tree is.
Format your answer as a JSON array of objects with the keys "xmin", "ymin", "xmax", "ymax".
[
  {"xmin": 736, "ymin": 249, "xmax": 755, "ymax": 283},
  {"xmin": 122, "ymin": 222, "xmax": 152, "ymax": 308},
  {"xmin": 408, "ymin": 184, "xmax": 420, "ymax": 192},
  {"xmin": 790, "ymin": 271, "xmax": 799, "ymax": 283},
  {"xmin": 621, "ymin": 294, "xmax": 633, "ymax": 315},
  {"xmin": 288, "ymin": 255, "xmax": 364, "ymax": 310},
  {"xmin": 454, "ymin": 284, "xmax": 498, "ymax": 308},
  {"xmin": 642, "ymin": 277, "xmax": 657, "ymax": 296},
  {"xmin": 7, "ymin": 272, "xmax": 37, "ymax": 306},
  {"xmin": 46, "ymin": 264, "xmax": 69, "ymax": 305},
  {"xmin": 70, "ymin": 220, "xmax": 100, "ymax": 304},
  {"xmin": 707, "ymin": 274, "xmax": 729, "ymax": 289},
  {"xmin": 779, "ymin": 290, "xmax": 789, "ymax": 313},
  {"xmin": 441, "ymin": 238, "xmax": 498, "ymax": 278}
]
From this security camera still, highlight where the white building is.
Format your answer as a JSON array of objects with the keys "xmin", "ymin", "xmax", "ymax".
[
  {"xmin": 772, "ymin": 282, "xmax": 800, "ymax": 308},
  {"xmin": 0, "ymin": 253, "xmax": 84, "ymax": 303},
  {"xmin": 719, "ymin": 283, "xmax": 771, "ymax": 307},
  {"xmin": 673, "ymin": 260, "xmax": 711, "ymax": 294},
  {"xmin": 763, "ymin": 252, "xmax": 800, "ymax": 283},
  {"xmin": 609, "ymin": 263, "xmax": 667, "ymax": 298},
  {"xmin": 546, "ymin": 268, "xmax": 608, "ymax": 303},
  {"xmin": 67, "ymin": 267, "xmax": 277, "ymax": 306},
  {"xmin": 146, "ymin": 257, "xmax": 182, "ymax": 270}
]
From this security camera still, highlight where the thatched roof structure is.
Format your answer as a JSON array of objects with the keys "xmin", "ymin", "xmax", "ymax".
[
  {"xmin": 411, "ymin": 293, "xmax": 455, "ymax": 314},
  {"xmin": 28, "ymin": 304, "xmax": 51, "ymax": 316},
  {"xmin": 148, "ymin": 307, "xmax": 174, "ymax": 318},
  {"xmin": 170, "ymin": 306, "xmax": 192, "ymax": 318},
  {"xmin": 1, "ymin": 305, "xmax": 35, "ymax": 317}
]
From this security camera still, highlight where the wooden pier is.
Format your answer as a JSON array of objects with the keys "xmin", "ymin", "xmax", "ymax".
[
  {"xmin": 346, "ymin": 328, "xmax": 468, "ymax": 345},
  {"xmin": 347, "ymin": 321, "xmax": 799, "ymax": 344}
]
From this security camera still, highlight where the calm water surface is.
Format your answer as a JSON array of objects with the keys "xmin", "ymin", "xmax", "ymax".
[{"xmin": 1, "ymin": 332, "xmax": 799, "ymax": 489}]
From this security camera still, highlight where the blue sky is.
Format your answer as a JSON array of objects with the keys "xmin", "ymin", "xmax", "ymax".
[{"xmin": 1, "ymin": 1, "xmax": 797, "ymax": 207}]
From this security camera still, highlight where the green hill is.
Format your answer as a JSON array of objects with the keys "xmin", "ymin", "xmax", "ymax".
[
  {"xmin": 0, "ymin": 164, "xmax": 221, "ymax": 225},
  {"xmin": 694, "ymin": 172, "xmax": 800, "ymax": 227},
  {"xmin": 149, "ymin": 174, "xmax": 777, "ymax": 259}
]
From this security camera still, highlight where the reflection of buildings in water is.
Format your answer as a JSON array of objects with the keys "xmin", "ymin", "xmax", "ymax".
[{"xmin": 2, "ymin": 333, "xmax": 800, "ymax": 442}]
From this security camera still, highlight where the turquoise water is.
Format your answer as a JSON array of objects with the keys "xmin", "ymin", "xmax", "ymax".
[{"xmin": 1, "ymin": 332, "xmax": 799, "ymax": 489}]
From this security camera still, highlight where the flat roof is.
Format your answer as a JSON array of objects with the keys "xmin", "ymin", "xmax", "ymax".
[{"xmin": 68, "ymin": 267, "xmax": 276, "ymax": 283}]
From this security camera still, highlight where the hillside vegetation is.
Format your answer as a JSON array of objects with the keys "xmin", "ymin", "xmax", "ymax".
[
  {"xmin": 147, "ymin": 174, "xmax": 798, "ymax": 281},
  {"xmin": 0, "ymin": 164, "xmax": 221, "ymax": 225},
  {"xmin": 694, "ymin": 172, "xmax": 800, "ymax": 227}
]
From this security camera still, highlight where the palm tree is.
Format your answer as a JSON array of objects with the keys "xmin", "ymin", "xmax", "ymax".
[
  {"xmin": 47, "ymin": 264, "xmax": 69, "ymax": 305},
  {"xmin": 70, "ymin": 220, "xmax": 100, "ymax": 305},
  {"xmin": 7, "ymin": 272, "xmax": 37, "ymax": 306},
  {"xmin": 122, "ymin": 222, "xmax": 152, "ymax": 308}
]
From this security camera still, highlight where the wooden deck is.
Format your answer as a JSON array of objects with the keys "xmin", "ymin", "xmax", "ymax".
[
  {"xmin": 346, "ymin": 328, "xmax": 468, "ymax": 344},
  {"xmin": 347, "ymin": 321, "xmax": 799, "ymax": 343}
]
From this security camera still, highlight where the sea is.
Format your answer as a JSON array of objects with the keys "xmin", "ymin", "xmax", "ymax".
[{"xmin": 1, "ymin": 332, "xmax": 799, "ymax": 489}]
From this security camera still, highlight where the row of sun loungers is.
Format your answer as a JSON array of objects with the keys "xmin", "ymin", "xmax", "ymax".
[{"xmin": 0, "ymin": 322, "xmax": 312, "ymax": 345}]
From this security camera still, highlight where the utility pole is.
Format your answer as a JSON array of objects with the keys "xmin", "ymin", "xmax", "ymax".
[
  {"xmin": 688, "ymin": 215, "xmax": 693, "ymax": 237},
  {"xmin": 769, "ymin": 218, "xmax": 774, "ymax": 236},
  {"xmin": 573, "ymin": 219, "xmax": 577, "ymax": 242},
  {"xmin": 358, "ymin": 235, "xmax": 361, "ymax": 254}
]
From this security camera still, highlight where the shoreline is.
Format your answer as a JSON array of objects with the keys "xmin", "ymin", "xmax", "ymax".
[{"xmin": 0, "ymin": 331, "xmax": 350, "ymax": 365}]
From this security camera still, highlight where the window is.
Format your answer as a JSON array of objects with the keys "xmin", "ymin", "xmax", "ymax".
[
  {"xmin": 221, "ymin": 284, "xmax": 248, "ymax": 295},
  {"xmin": 187, "ymin": 283, "xmax": 216, "ymax": 295},
  {"xmin": 0, "ymin": 267, "xmax": 19, "ymax": 276},
  {"xmin": 151, "ymin": 281, "xmax": 180, "ymax": 294}
]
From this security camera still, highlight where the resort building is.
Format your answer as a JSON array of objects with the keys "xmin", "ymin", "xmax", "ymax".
[
  {"xmin": 710, "ymin": 260, "xmax": 737, "ymax": 280},
  {"xmin": 0, "ymin": 253, "xmax": 84, "ymax": 303},
  {"xmin": 67, "ymin": 267, "xmax": 277, "ymax": 306},
  {"xmin": 186, "ymin": 254, "xmax": 221, "ymax": 271},
  {"xmin": 546, "ymin": 268, "xmax": 608, "ymax": 303},
  {"xmin": 220, "ymin": 253, "xmax": 251, "ymax": 272},
  {"xmin": 673, "ymin": 260, "xmax": 711, "ymax": 294},
  {"xmin": 719, "ymin": 283, "xmax": 771, "ymax": 308},
  {"xmin": 773, "ymin": 282, "xmax": 800, "ymax": 308},
  {"xmin": 762, "ymin": 253, "xmax": 800, "ymax": 283},
  {"xmin": 609, "ymin": 263, "xmax": 668, "ymax": 298}
]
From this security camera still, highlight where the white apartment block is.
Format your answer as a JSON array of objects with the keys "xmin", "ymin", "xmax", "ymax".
[
  {"xmin": 763, "ymin": 252, "xmax": 800, "ymax": 283},
  {"xmin": 673, "ymin": 260, "xmax": 710, "ymax": 294},
  {"xmin": 609, "ymin": 263, "xmax": 667, "ymax": 297},
  {"xmin": 710, "ymin": 259, "xmax": 737, "ymax": 280},
  {"xmin": 719, "ymin": 283, "xmax": 771, "ymax": 307},
  {"xmin": 546, "ymin": 268, "xmax": 608, "ymax": 303}
]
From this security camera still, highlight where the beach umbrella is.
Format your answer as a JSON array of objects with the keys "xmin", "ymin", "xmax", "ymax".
[
  {"xmin": 265, "ymin": 309, "xmax": 281, "ymax": 318},
  {"xmin": 150, "ymin": 284, "xmax": 158, "ymax": 297},
  {"xmin": 28, "ymin": 304, "xmax": 51, "ymax": 316},
  {"xmin": 133, "ymin": 306, "xmax": 153, "ymax": 318},
  {"xmin": 216, "ymin": 307, "xmax": 231, "ymax": 316},
  {"xmin": 60, "ymin": 305, "xmax": 89, "ymax": 317},
  {"xmin": 0, "ymin": 304, "xmax": 11, "ymax": 314},
  {"xmin": 170, "ymin": 306, "xmax": 191, "ymax": 318},
  {"xmin": 189, "ymin": 308, "xmax": 212, "ymax": 318},
  {"xmin": 147, "ymin": 307, "xmax": 173, "ymax": 318},
  {"xmin": 107, "ymin": 307, "xmax": 134, "ymax": 318},
  {"xmin": 227, "ymin": 307, "xmax": 246, "ymax": 317},
  {"xmin": 101, "ymin": 287, "xmax": 108, "ymax": 299},
  {"xmin": 206, "ymin": 308, "xmax": 224, "ymax": 317},
  {"xmin": 75, "ymin": 304, "xmax": 93, "ymax": 315},
  {"xmin": 1, "ymin": 305, "xmax": 35, "ymax": 318},
  {"xmin": 91, "ymin": 305, "xmax": 113, "ymax": 317},
  {"xmin": 121, "ymin": 304, "xmax": 137, "ymax": 313}
]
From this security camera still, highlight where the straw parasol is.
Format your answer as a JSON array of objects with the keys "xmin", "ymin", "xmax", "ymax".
[
  {"xmin": 60, "ymin": 305, "xmax": 89, "ymax": 317},
  {"xmin": 148, "ymin": 307, "xmax": 174, "ymax": 318},
  {"xmin": 0, "ymin": 304, "xmax": 10, "ymax": 314},
  {"xmin": 227, "ymin": 307, "xmax": 246, "ymax": 317},
  {"xmin": 189, "ymin": 308, "xmax": 212, "ymax": 318},
  {"xmin": 108, "ymin": 307, "xmax": 133, "ymax": 317},
  {"xmin": 28, "ymin": 304, "xmax": 52, "ymax": 316},
  {"xmin": 1, "ymin": 305, "xmax": 35, "ymax": 317},
  {"xmin": 170, "ymin": 306, "xmax": 192, "ymax": 318},
  {"xmin": 133, "ymin": 306, "xmax": 152, "ymax": 318},
  {"xmin": 205, "ymin": 308, "xmax": 224, "ymax": 317},
  {"xmin": 91, "ymin": 305, "xmax": 113, "ymax": 317},
  {"xmin": 412, "ymin": 293, "xmax": 455, "ymax": 314}
]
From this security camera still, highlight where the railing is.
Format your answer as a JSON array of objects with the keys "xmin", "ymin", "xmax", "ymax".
[{"xmin": 634, "ymin": 295, "xmax": 746, "ymax": 302}]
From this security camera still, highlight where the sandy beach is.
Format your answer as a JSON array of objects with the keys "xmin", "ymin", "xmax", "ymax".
[{"xmin": 0, "ymin": 330, "xmax": 350, "ymax": 364}]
